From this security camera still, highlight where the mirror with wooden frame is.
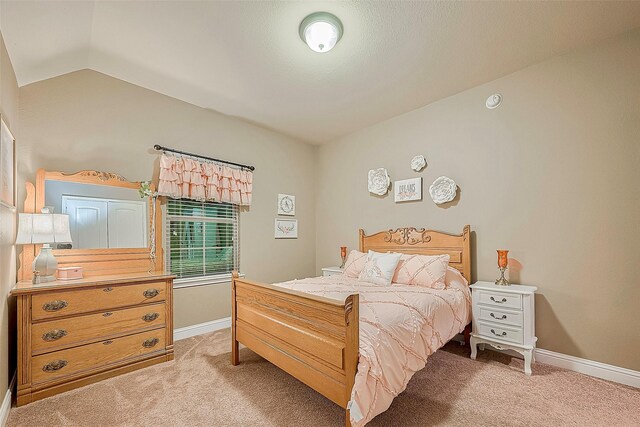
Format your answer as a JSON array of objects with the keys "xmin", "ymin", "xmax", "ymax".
[{"xmin": 18, "ymin": 169, "xmax": 163, "ymax": 281}]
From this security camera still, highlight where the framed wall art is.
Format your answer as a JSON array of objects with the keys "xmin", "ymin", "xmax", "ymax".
[
  {"xmin": 0, "ymin": 116, "xmax": 15, "ymax": 209},
  {"xmin": 275, "ymin": 218, "xmax": 298, "ymax": 239},
  {"xmin": 394, "ymin": 177, "xmax": 422, "ymax": 202},
  {"xmin": 277, "ymin": 194, "xmax": 295, "ymax": 216}
]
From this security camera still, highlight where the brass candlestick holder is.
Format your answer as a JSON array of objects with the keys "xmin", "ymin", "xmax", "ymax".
[{"xmin": 495, "ymin": 250, "xmax": 510, "ymax": 286}]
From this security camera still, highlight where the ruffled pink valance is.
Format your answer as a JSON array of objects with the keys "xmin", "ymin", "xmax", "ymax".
[{"xmin": 157, "ymin": 154, "xmax": 253, "ymax": 206}]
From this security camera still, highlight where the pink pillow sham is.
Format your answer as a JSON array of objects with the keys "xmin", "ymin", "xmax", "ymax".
[
  {"xmin": 343, "ymin": 250, "xmax": 368, "ymax": 278},
  {"xmin": 444, "ymin": 266, "xmax": 468, "ymax": 290},
  {"xmin": 392, "ymin": 253, "xmax": 451, "ymax": 289}
]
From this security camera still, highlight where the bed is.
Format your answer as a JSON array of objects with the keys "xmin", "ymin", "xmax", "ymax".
[{"xmin": 231, "ymin": 225, "xmax": 472, "ymax": 426}]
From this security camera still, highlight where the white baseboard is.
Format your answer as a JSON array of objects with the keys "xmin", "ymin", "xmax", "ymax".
[
  {"xmin": 1, "ymin": 373, "xmax": 16, "ymax": 427},
  {"xmin": 173, "ymin": 317, "xmax": 231, "ymax": 341},
  {"xmin": 481, "ymin": 344, "xmax": 639, "ymax": 389},
  {"xmin": 534, "ymin": 349, "xmax": 640, "ymax": 389}
]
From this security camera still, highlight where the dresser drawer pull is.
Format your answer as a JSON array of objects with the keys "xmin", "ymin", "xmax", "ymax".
[
  {"xmin": 490, "ymin": 313, "xmax": 507, "ymax": 320},
  {"xmin": 490, "ymin": 297, "xmax": 507, "ymax": 303},
  {"xmin": 103, "ymin": 287, "xmax": 113, "ymax": 292},
  {"xmin": 490, "ymin": 329, "xmax": 507, "ymax": 337},
  {"xmin": 42, "ymin": 300, "xmax": 68, "ymax": 312},
  {"xmin": 42, "ymin": 359, "xmax": 68, "ymax": 372},
  {"xmin": 42, "ymin": 329, "xmax": 67, "ymax": 342},
  {"xmin": 142, "ymin": 312, "xmax": 160, "ymax": 322},
  {"xmin": 143, "ymin": 338, "xmax": 159, "ymax": 348},
  {"xmin": 103, "ymin": 340, "xmax": 113, "ymax": 345},
  {"xmin": 143, "ymin": 289, "xmax": 159, "ymax": 298}
]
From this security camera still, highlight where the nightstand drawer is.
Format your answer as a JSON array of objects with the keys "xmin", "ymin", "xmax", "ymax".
[
  {"xmin": 477, "ymin": 322, "xmax": 523, "ymax": 344},
  {"xmin": 478, "ymin": 306, "xmax": 523, "ymax": 327},
  {"xmin": 476, "ymin": 290, "xmax": 522, "ymax": 310}
]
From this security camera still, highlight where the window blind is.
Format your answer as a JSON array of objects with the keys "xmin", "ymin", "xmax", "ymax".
[{"xmin": 165, "ymin": 199, "xmax": 239, "ymax": 280}]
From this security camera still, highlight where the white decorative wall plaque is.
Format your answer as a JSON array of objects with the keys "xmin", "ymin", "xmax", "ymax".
[
  {"xmin": 429, "ymin": 176, "xmax": 457, "ymax": 204},
  {"xmin": 368, "ymin": 168, "xmax": 391, "ymax": 196},
  {"xmin": 410, "ymin": 155, "xmax": 426, "ymax": 172},
  {"xmin": 394, "ymin": 177, "xmax": 422, "ymax": 202},
  {"xmin": 277, "ymin": 194, "xmax": 295, "ymax": 216},
  {"xmin": 275, "ymin": 218, "xmax": 298, "ymax": 239}
]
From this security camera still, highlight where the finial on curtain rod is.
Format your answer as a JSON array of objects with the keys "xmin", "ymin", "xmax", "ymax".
[{"xmin": 153, "ymin": 144, "xmax": 255, "ymax": 171}]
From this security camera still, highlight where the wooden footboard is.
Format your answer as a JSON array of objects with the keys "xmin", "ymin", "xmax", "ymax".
[{"xmin": 231, "ymin": 271, "xmax": 359, "ymax": 426}]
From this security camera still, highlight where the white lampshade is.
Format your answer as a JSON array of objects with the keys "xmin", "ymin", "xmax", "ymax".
[{"xmin": 15, "ymin": 212, "xmax": 72, "ymax": 245}]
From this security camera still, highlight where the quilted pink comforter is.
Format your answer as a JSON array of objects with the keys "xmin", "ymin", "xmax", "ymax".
[{"xmin": 276, "ymin": 274, "xmax": 471, "ymax": 426}]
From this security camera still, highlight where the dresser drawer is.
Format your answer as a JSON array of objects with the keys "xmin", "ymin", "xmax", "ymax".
[
  {"xmin": 476, "ymin": 290, "xmax": 522, "ymax": 310},
  {"xmin": 477, "ymin": 322, "xmax": 523, "ymax": 345},
  {"xmin": 31, "ymin": 303, "xmax": 166, "ymax": 354},
  {"xmin": 478, "ymin": 306, "xmax": 523, "ymax": 327},
  {"xmin": 31, "ymin": 282, "xmax": 166, "ymax": 320},
  {"xmin": 32, "ymin": 328, "xmax": 166, "ymax": 384}
]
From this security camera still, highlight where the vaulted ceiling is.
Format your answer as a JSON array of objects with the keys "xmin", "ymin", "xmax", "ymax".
[{"xmin": 2, "ymin": 1, "xmax": 640, "ymax": 143}]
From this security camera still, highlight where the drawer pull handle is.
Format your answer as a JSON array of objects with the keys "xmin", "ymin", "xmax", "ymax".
[
  {"xmin": 103, "ymin": 340, "xmax": 113, "ymax": 345},
  {"xmin": 103, "ymin": 312, "xmax": 113, "ymax": 317},
  {"xmin": 143, "ymin": 289, "xmax": 159, "ymax": 298},
  {"xmin": 143, "ymin": 338, "xmax": 159, "ymax": 348},
  {"xmin": 490, "ymin": 297, "xmax": 508, "ymax": 303},
  {"xmin": 43, "ymin": 300, "xmax": 68, "ymax": 312},
  {"xmin": 103, "ymin": 287, "xmax": 113, "ymax": 292},
  {"xmin": 490, "ymin": 313, "xmax": 507, "ymax": 320},
  {"xmin": 142, "ymin": 312, "xmax": 160, "ymax": 322},
  {"xmin": 42, "ymin": 359, "xmax": 68, "ymax": 372},
  {"xmin": 490, "ymin": 329, "xmax": 507, "ymax": 337},
  {"xmin": 42, "ymin": 329, "xmax": 67, "ymax": 342}
]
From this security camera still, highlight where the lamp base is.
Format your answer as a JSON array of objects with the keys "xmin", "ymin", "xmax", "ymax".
[
  {"xmin": 32, "ymin": 244, "xmax": 58, "ymax": 284},
  {"xmin": 495, "ymin": 267, "xmax": 510, "ymax": 286}
]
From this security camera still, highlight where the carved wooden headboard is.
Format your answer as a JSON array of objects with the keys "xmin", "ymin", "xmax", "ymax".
[{"xmin": 359, "ymin": 225, "xmax": 471, "ymax": 283}]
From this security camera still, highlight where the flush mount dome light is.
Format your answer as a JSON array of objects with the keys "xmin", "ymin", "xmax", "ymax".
[{"xmin": 299, "ymin": 12, "xmax": 343, "ymax": 53}]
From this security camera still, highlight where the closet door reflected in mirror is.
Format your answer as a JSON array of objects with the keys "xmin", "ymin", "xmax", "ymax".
[{"xmin": 48, "ymin": 180, "xmax": 149, "ymax": 249}]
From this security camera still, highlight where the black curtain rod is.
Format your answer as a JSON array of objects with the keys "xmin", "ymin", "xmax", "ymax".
[{"xmin": 153, "ymin": 144, "xmax": 255, "ymax": 171}]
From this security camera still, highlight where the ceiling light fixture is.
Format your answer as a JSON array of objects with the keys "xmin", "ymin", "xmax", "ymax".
[{"xmin": 299, "ymin": 12, "xmax": 343, "ymax": 53}]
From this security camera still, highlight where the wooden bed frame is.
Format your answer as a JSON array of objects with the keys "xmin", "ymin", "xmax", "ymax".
[{"xmin": 231, "ymin": 225, "xmax": 471, "ymax": 427}]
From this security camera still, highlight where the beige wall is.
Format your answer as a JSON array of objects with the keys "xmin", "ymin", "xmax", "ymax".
[
  {"xmin": 316, "ymin": 30, "xmax": 640, "ymax": 371},
  {"xmin": 17, "ymin": 69, "xmax": 317, "ymax": 329},
  {"xmin": 0, "ymin": 29, "xmax": 19, "ymax": 399},
  {"xmin": 11, "ymin": 28, "xmax": 640, "ymax": 376}
]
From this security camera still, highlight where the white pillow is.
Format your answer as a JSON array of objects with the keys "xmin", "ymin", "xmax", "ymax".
[{"xmin": 358, "ymin": 250, "xmax": 402, "ymax": 286}]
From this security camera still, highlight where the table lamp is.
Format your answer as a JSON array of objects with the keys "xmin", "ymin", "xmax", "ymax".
[
  {"xmin": 15, "ymin": 207, "xmax": 72, "ymax": 284},
  {"xmin": 495, "ymin": 249, "xmax": 510, "ymax": 286}
]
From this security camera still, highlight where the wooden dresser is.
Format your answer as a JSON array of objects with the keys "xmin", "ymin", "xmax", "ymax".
[{"xmin": 11, "ymin": 272, "xmax": 175, "ymax": 406}]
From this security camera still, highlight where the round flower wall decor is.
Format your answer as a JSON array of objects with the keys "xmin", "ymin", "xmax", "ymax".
[
  {"xmin": 429, "ymin": 176, "xmax": 457, "ymax": 204},
  {"xmin": 368, "ymin": 168, "xmax": 391, "ymax": 196},
  {"xmin": 411, "ymin": 155, "xmax": 427, "ymax": 172}
]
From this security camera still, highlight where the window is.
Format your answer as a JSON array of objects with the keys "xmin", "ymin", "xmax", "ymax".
[{"xmin": 165, "ymin": 199, "xmax": 239, "ymax": 281}]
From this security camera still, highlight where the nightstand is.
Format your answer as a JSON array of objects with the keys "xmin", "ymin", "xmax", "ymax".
[
  {"xmin": 321, "ymin": 266, "xmax": 343, "ymax": 277},
  {"xmin": 469, "ymin": 281, "xmax": 538, "ymax": 375}
]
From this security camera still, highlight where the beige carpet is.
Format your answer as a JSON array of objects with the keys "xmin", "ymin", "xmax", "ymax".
[{"xmin": 7, "ymin": 329, "xmax": 640, "ymax": 426}]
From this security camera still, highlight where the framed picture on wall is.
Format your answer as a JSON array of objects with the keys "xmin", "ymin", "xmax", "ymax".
[
  {"xmin": 0, "ymin": 116, "xmax": 16, "ymax": 209},
  {"xmin": 394, "ymin": 177, "xmax": 422, "ymax": 202},
  {"xmin": 275, "ymin": 218, "xmax": 298, "ymax": 239},
  {"xmin": 277, "ymin": 194, "xmax": 295, "ymax": 216}
]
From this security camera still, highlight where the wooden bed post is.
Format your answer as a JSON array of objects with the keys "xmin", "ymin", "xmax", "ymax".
[
  {"xmin": 231, "ymin": 270, "xmax": 239, "ymax": 366},
  {"xmin": 344, "ymin": 294, "xmax": 359, "ymax": 427}
]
